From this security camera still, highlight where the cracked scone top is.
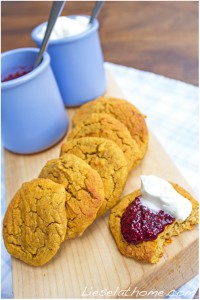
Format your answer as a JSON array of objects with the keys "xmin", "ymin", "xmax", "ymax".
[
  {"xmin": 60, "ymin": 137, "xmax": 128, "ymax": 216},
  {"xmin": 39, "ymin": 154, "xmax": 104, "ymax": 239},
  {"xmin": 72, "ymin": 97, "xmax": 149, "ymax": 161},
  {"xmin": 68, "ymin": 113, "xmax": 140, "ymax": 171},
  {"xmin": 3, "ymin": 178, "xmax": 67, "ymax": 266},
  {"xmin": 109, "ymin": 183, "xmax": 199, "ymax": 263}
]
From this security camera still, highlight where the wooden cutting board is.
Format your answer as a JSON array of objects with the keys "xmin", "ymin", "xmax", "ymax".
[{"xmin": 4, "ymin": 69, "xmax": 198, "ymax": 299}]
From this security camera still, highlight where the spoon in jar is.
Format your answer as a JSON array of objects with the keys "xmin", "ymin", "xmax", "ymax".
[
  {"xmin": 34, "ymin": 1, "xmax": 66, "ymax": 69},
  {"xmin": 89, "ymin": 0, "xmax": 104, "ymax": 24}
]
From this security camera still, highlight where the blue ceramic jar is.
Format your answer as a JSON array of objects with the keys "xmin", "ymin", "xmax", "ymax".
[
  {"xmin": 1, "ymin": 48, "xmax": 68, "ymax": 154},
  {"xmin": 32, "ymin": 16, "xmax": 107, "ymax": 107}
]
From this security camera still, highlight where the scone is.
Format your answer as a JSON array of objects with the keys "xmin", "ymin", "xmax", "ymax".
[
  {"xmin": 39, "ymin": 154, "xmax": 104, "ymax": 239},
  {"xmin": 72, "ymin": 97, "xmax": 149, "ymax": 161},
  {"xmin": 3, "ymin": 178, "xmax": 67, "ymax": 266},
  {"xmin": 109, "ymin": 183, "xmax": 199, "ymax": 264},
  {"xmin": 68, "ymin": 113, "xmax": 140, "ymax": 171},
  {"xmin": 60, "ymin": 137, "xmax": 128, "ymax": 216}
]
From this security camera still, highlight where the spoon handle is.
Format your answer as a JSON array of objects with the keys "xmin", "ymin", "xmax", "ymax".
[
  {"xmin": 89, "ymin": 1, "xmax": 104, "ymax": 24},
  {"xmin": 34, "ymin": 1, "xmax": 66, "ymax": 69}
]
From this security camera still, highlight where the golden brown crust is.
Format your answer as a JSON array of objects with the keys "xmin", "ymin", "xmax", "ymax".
[
  {"xmin": 109, "ymin": 183, "xmax": 199, "ymax": 263},
  {"xmin": 3, "ymin": 178, "xmax": 67, "ymax": 266},
  {"xmin": 60, "ymin": 137, "xmax": 128, "ymax": 216},
  {"xmin": 68, "ymin": 113, "xmax": 140, "ymax": 171},
  {"xmin": 39, "ymin": 154, "xmax": 104, "ymax": 239},
  {"xmin": 72, "ymin": 97, "xmax": 149, "ymax": 161}
]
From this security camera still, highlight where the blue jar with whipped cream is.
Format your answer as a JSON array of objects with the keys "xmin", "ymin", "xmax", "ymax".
[{"xmin": 32, "ymin": 16, "xmax": 107, "ymax": 107}]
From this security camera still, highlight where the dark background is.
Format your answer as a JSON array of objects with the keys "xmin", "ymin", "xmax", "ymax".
[{"xmin": 1, "ymin": 1, "xmax": 198, "ymax": 85}]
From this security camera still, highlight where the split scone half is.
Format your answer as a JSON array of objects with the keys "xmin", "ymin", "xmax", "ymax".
[{"xmin": 109, "ymin": 183, "xmax": 199, "ymax": 263}]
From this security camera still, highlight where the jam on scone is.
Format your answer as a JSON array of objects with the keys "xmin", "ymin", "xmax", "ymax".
[
  {"xmin": 109, "ymin": 175, "xmax": 199, "ymax": 263},
  {"xmin": 121, "ymin": 197, "xmax": 175, "ymax": 244}
]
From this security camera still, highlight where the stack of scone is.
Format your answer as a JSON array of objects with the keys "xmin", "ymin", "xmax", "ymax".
[
  {"xmin": 3, "ymin": 96, "xmax": 199, "ymax": 266},
  {"xmin": 60, "ymin": 96, "xmax": 149, "ymax": 214},
  {"xmin": 3, "ymin": 97, "xmax": 148, "ymax": 266}
]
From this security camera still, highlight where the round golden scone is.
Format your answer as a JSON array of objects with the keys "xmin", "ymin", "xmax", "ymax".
[
  {"xmin": 3, "ymin": 178, "xmax": 67, "ymax": 266},
  {"xmin": 39, "ymin": 154, "xmax": 104, "ymax": 239},
  {"xmin": 109, "ymin": 183, "xmax": 199, "ymax": 264},
  {"xmin": 68, "ymin": 113, "xmax": 140, "ymax": 171},
  {"xmin": 60, "ymin": 137, "xmax": 128, "ymax": 216},
  {"xmin": 72, "ymin": 97, "xmax": 149, "ymax": 160}
]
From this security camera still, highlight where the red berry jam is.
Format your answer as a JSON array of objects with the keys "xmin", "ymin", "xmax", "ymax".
[
  {"xmin": 1, "ymin": 67, "xmax": 32, "ymax": 83},
  {"xmin": 121, "ymin": 197, "xmax": 175, "ymax": 244}
]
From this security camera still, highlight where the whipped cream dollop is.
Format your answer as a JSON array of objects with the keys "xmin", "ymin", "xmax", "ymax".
[
  {"xmin": 140, "ymin": 175, "xmax": 192, "ymax": 221},
  {"xmin": 37, "ymin": 16, "xmax": 90, "ymax": 40}
]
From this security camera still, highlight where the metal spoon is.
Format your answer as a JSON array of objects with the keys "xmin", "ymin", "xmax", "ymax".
[
  {"xmin": 89, "ymin": 1, "xmax": 104, "ymax": 24},
  {"xmin": 34, "ymin": 1, "xmax": 66, "ymax": 69}
]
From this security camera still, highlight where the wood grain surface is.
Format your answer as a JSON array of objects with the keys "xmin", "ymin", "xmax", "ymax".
[
  {"xmin": 3, "ymin": 70, "xmax": 199, "ymax": 299},
  {"xmin": 1, "ymin": 1, "xmax": 198, "ymax": 85}
]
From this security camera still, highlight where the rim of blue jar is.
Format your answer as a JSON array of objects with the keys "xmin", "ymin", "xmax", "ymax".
[
  {"xmin": 1, "ymin": 48, "xmax": 50, "ymax": 90},
  {"xmin": 31, "ymin": 15, "xmax": 99, "ymax": 46}
]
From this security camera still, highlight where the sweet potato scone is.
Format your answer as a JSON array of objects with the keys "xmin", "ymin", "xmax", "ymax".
[
  {"xmin": 72, "ymin": 97, "xmax": 149, "ymax": 161},
  {"xmin": 3, "ymin": 178, "xmax": 67, "ymax": 266},
  {"xmin": 68, "ymin": 113, "xmax": 140, "ymax": 171},
  {"xmin": 109, "ymin": 175, "xmax": 199, "ymax": 263},
  {"xmin": 39, "ymin": 154, "xmax": 104, "ymax": 239},
  {"xmin": 60, "ymin": 137, "xmax": 128, "ymax": 216}
]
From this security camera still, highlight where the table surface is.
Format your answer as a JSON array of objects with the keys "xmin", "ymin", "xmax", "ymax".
[{"xmin": 1, "ymin": 1, "xmax": 198, "ymax": 86}]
